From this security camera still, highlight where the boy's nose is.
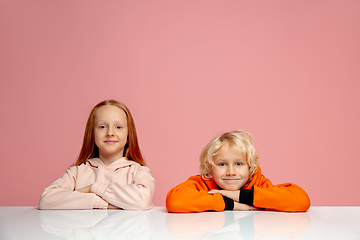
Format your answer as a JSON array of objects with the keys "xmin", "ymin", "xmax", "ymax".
[{"xmin": 226, "ymin": 166, "xmax": 236, "ymax": 176}]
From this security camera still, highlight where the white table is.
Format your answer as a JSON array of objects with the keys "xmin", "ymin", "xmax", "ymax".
[{"xmin": 0, "ymin": 207, "xmax": 359, "ymax": 240}]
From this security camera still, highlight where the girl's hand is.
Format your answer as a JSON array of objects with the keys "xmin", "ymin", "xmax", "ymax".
[
  {"xmin": 208, "ymin": 189, "xmax": 240, "ymax": 202},
  {"xmin": 76, "ymin": 184, "xmax": 93, "ymax": 193},
  {"xmin": 75, "ymin": 185, "xmax": 121, "ymax": 209},
  {"xmin": 107, "ymin": 203, "xmax": 121, "ymax": 209}
]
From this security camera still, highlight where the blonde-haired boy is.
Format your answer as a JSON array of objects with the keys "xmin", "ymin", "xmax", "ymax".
[{"xmin": 166, "ymin": 130, "xmax": 310, "ymax": 212}]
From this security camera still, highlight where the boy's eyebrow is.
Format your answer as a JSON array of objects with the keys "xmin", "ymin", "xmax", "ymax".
[
  {"xmin": 214, "ymin": 158, "xmax": 228, "ymax": 162},
  {"xmin": 215, "ymin": 158, "xmax": 245, "ymax": 162}
]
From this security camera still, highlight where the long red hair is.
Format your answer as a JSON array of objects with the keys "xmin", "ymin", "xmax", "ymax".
[{"xmin": 75, "ymin": 100, "xmax": 146, "ymax": 166}]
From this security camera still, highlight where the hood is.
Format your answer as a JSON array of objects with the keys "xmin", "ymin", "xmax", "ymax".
[
  {"xmin": 244, "ymin": 167, "xmax": 267, "ymax": 189},
  {"xmin": 87, "ymin": 157, "xmax": 137, "ymax": 172}
]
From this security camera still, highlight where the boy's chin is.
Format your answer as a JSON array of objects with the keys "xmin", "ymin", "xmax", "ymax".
[
  {"xmin": 225, "ymin": 187, "xmax": 241, "ymax": 191},
  {"xmin": 214, "ymin": 180, "xmax": 245, "ymax": 190},
  {"xmin": 221, "ymin": 183, "xmax": 246, "ymax": 191},
  {"xmin": 219, "ymin": 185, "xmax": 242, "ymax": 191}
]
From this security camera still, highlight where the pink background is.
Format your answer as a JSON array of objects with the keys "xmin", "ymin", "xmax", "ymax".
[{"xmin": 1, "ymin": 1, "xmax": 359, "ymax": 207}]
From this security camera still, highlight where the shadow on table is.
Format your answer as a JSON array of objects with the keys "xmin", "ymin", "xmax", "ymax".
[
  {"xmin": 166, "ymin": 210, "xmax": 311, "ymax": 240},
  {"xmin": 39, "ymin": 210, "xmax": 153, "ymax": 240}
]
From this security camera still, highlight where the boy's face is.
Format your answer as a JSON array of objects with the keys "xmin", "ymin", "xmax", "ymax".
[{"xmin": 211, "ymin": 143, "xmax": 250, "ymax": 191}]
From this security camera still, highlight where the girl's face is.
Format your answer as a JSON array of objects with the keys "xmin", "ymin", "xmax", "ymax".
[
  {"xmin": 211, "ymin": 143, "xmax": 250, "ymax": 191},
  {"xmin": 93, "ymin": 105, "xmax": 128, "ymax": 165}
]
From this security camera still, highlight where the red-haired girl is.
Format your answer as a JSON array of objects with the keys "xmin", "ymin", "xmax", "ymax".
[{"xmin": 39, "ymin": 100, "xmax": 155, "ymax": 210}]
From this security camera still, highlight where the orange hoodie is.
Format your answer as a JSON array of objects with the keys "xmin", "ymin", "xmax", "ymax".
[{"xmin": 166, "ymin": 167, "xmax": 310, "ymax": 213}]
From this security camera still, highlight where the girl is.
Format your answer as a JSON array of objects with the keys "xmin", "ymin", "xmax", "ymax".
[
  {"xmin": 166, "ymin": 129, "xmax": 310, "ymax": 212},
  {"xmin": 39, "ymin": 100, "xmax": 155, "ymax": 210}
]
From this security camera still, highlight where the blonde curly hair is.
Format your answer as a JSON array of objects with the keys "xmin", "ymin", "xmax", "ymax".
[{"xmin": 200, "ymin": 129, "xmax": 259, "ymax": 184}]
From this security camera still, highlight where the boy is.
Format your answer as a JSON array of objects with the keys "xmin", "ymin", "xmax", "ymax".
[{"xmin": 166, "ymin": 130, "xmax": 310, "ymax": 212}]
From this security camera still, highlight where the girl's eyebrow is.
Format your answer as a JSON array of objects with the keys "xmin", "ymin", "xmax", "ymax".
[
  {"xmin": 94, "ymin": 120, "xmax": 107, "ymax": 125},
  {"xmin": 114, "ymin": 121, "xmax": 126, "ymax": 124},
  {"xmin": 95, "ymin": 120, "xmax": 126, "ymax": 124}
]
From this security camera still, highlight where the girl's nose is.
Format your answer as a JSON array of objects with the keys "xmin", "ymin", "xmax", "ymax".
[{"xmin": 106, "ymin": 129, "xmax": 114, "ymax": 137}]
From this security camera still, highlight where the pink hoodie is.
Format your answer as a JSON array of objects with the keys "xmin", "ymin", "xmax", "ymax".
[{"xmin": 39, "ymin": 157, "xmax": 155, "ymax": 210}]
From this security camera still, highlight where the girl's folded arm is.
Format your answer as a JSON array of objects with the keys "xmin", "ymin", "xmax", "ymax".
[
  {"xmin": 91, "ymin": 167, "xmax": 155, "ymax": 210},
  {"xmin": 39, "ymin": 167, "xmax": 107, "ymax": 210}
]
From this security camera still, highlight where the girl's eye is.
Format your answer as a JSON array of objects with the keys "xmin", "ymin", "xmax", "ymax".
[
  {"xmin": 236, "ymin": 162, "xmax": 243, "ymax": 166},
  {"xmin": 219, "ymin": 163, "xmax": 226, "ymax": 166},
  {"xmin": 99, "ymin": 125, "xmax": 106, "ymax": 129},
  {"xmin": 115, "ymin": 126, "xmax": 122, "ymax": 129}
]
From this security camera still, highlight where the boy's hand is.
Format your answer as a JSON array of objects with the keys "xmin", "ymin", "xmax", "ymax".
[
  {"xmin": 208, "ymin": 189, "xmax": 240, "ymax": 202},
  {"xmin": 209, "ymin": 189, "xmax": 259, "ymax": 211},
  {"xmin": 233, "ymin": 202, "xmax": 258, "ymax": 211}
]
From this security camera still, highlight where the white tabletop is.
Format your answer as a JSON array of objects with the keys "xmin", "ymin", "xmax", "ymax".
[{"xmin": 0, "ymin": 206, "xmax": 359, "ymax": 240}]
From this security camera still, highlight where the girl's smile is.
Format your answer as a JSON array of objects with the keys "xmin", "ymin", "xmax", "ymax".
[{"xmin": 104, "ymin": 140, "xmax": 118, "ymax": 144}]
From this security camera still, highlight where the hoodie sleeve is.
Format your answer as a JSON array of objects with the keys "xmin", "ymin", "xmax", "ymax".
[
  {"xmin": 166, "ymin": 176, "xmax": 227, "ymax": 213},
  {"xmin": 38, "ymin": 166, "xmax": 108, "ymax": 210},
  {"xmin": 253, "ymin": 182, "xmax": 310, "ymax": 212},
  {"xmin": 247, "ymin": 175, "xmax": 310, "ymax": 212},
  {"xmin": 90, "ymin": 166, "xmax": 155, "ymax": 210}
]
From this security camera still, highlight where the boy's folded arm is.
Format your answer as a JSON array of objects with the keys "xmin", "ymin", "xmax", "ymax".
[
  {"xmin": 166, "ymin": 180, "xmax": 228, "ymax": 213},
  {"xmin": 209, "ymin": 189, "xmax": 256, "ymax": 211},
  {"xmin": 239, "ymin": 188, "xmax": 254, "ymax": 206},
  {"xmin": 208, "ymin": 189, "xmax": 240, "ymax": 202},
  {"xmin": 253, "ymin": 183, "xmax": 310, "ymax": 212}
]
